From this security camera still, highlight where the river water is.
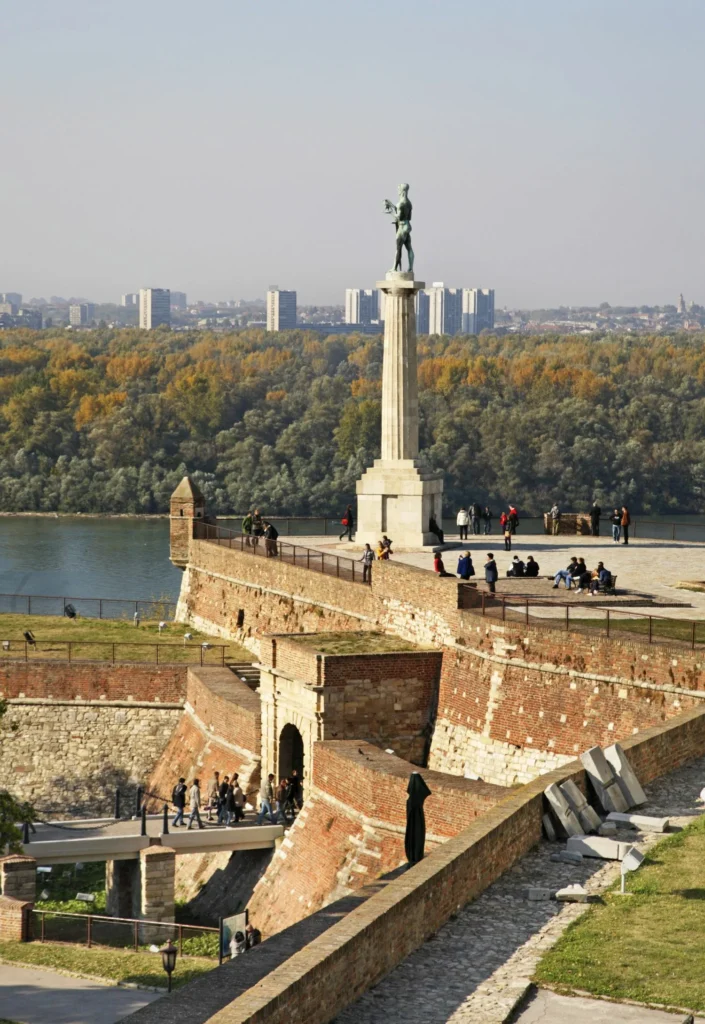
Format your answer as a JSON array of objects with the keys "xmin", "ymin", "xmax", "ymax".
[{"xmin": 0, "ymin": 514, "xmax": 703, "ymax": 604}]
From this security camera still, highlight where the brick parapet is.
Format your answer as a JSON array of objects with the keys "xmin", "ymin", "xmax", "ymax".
[{"xmin": 0, "ymin": 662, "xmax": 187, "ymax": 704}]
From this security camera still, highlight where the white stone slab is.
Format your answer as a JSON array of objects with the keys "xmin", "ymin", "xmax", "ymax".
[
  {"xmin": 542, "ymin": 813, "xmax": 557, "ymax": 842},
  {"xmin": 566, "ymin": 835, "xmax": 631, "ymax": 860},
  {"xmin": 580, "ymin": 747, "xmax": 629, "ymax": 813},
  {"xmin": 544, "ymin": 783, "xmax": 583, "ymax": 837},
  {"xmin": 559, "ymin": 780, "xmax": 602, "ymax": 833},
  {"xmin": 606, "ymin": 812, "xmax": 670, "ymax": 832},
  {"xmin": 604, "ymin": 743, "xmax": 647, "ymax": 808},
  {"xmin": 555, "ymin": 883, "xmax": 588, "ymax": 903}
]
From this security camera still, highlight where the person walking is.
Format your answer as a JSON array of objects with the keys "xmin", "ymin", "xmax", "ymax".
[
  {"xmin": 508, "ymin": 505, "xmax": 519, "ymax": 534},
  {"xmin": 339, "ymin": 504, "xmax": 355, "ymax": 542},
  {"xmin": 232, "ymin": 778, "xmax": 246, "ymax": 822},
  {"xmin": 186, "ymin": 778, "xmax": 205, "ymax": 830},
  {"xmin": 206, "ymin": 771, "xmax": 220, "ymax": 822},
  {"xmin": 550, "ymin": 503, "xmax": 561, "ymax": 536},
  {"xmin": 621, "ymin": 505, "xmax": 631, "ymax": 545},
  {"xmin": 484, "ymin": 553, "xmax": 498, "ymax": 594},
  {"xmin": 359, "ymin": 543, "xmax": 375, "ymax": 583},
  {"xmin": 456, "ymin": 506, "xmax": 470, "ymax": 541},
  {"xmin": 217, "ymin": 775, "xmax": 230, "ymax": 824},
  {"xmin": 471, "ymin": 502, "xmax": 483, "ymax": 535},
  {"xmin": 257, "ymin": 773, "xmax": 276, "ymax": 825},
  {"xmin": 242, "ymin": 511, "xmax": 253, "ymax": 547},
  {"xmin": 224, "ymin": 780, "xmax": 236, "ymax": 825},
  {"xmin": 590, "ymin": 500, "xmax": 602, "ymax": 537},
  {"xmin": 483, "ymin": 506, "xmax": 493, "ymax": 535},
  {"xmin": 288, "ymin": 768, "xmax": 304, "ymax": 810},
  {"xmin": 610, "ymin": 508, "xmax": 621, "ymax": 543},
  {"xmin": 171, "ymin": 777, "xmax": 187, "ymax": 827}
]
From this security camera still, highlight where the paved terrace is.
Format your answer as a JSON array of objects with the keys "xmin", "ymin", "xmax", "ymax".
[
  {"xmin": 308, "ymin": 532, "xmax": 705, "ymax": 621},
  {"xmin": 21, "ymin": 813, "xmax": 283, "ymax": 865}
]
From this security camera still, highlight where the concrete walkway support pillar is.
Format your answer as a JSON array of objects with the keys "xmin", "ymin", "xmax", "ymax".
[
  {"xmin": 139, "ymin": 846, "xmax": 175, "ymax": 924},
  {"xmin": 106, "ymin": 859, "xmax": 139, "ymax": 919}
]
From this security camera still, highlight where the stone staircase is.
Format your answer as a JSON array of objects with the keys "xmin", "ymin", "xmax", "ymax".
[{"xmin": 228, "ymin": 661, "xmax": 260, "ymax": 691}]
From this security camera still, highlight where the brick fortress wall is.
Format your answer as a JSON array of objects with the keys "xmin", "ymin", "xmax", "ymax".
[{"xmin": 246, "ymin": 740, "xmax": 507, "ymax": 938}]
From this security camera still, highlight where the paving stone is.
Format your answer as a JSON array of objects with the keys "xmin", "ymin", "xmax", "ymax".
[
  {"xmin": 604, "ymin": 743, "xmax": 647, "ymax": 808},
  {"xmin": 550, "ymin": 850, "xmax": 584, "ymax": 864},
  {"xmin": 598, "ymin": 821, "xmax": 617, "ymax": 835}
]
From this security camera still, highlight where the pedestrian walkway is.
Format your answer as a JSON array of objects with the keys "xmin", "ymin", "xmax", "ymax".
[
  {"xmin": 0, "ymin": 962, "xmax": 159, "ymax": 1024},
  {"xmin": 333, "ymin": 755, "xmax": 705, "ymax": 1024},
  {"xmin": 513, "ymin": 988, "xmax": 704, "ymax": 1023}
]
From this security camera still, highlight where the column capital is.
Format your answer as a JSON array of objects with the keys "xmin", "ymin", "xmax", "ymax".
[{"xmin": 376, "ymin": 271, "xmax": 425, "ymax": 294}]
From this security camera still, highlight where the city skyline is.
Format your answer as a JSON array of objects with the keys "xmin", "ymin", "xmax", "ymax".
[{"xmin": 2, "ymin": 1, "xmax": 705, "ymax": 307}]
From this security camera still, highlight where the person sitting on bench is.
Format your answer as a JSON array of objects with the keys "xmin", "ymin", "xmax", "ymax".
[
  {"xmin": 553, "ymin": 557, "xmax": 579, "ymax": 589},
  {"xmin": 525, "ymin": 555, "xmax": 540, "ymax": 577},
  {"xmin": 589, "ymin": 562, "xmax": 611, "ymax": 595},
  {"xmin": 506, "ymin": 556, "xmax": 525, "ymax": 577}
]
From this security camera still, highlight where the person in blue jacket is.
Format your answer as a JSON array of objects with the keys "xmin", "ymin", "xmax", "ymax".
[
  {"xmin": 456, "ymin": 552, "xmax": 475, "ymax": 580},
  {"xmin": 484, "ymin": 553, "xmax": 498, "ymax": 594}
]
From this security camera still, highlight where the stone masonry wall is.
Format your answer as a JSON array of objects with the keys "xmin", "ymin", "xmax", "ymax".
[{"xmin": 2, "ymin": 700, "xmax": 181, "ymax": 815}]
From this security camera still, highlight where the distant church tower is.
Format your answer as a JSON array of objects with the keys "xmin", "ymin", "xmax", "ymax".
[{"xmin": 170, "ymin": 476, "xmax": 205, "ymax": 568}]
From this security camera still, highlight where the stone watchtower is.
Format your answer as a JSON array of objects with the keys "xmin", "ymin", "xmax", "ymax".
[{"xmin": 170, "ymin": 476, "xmax": 205, "ymax": 568}]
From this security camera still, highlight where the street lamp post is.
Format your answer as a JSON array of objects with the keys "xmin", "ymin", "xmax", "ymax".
[{"xmin": 161, "ymin": 940, "xmax": 177, "ymax": 993}]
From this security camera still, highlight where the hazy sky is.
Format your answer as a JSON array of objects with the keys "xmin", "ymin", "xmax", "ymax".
[{"xmin": 2, "ymin": 0, "xmax": 705, "ymax": 307}]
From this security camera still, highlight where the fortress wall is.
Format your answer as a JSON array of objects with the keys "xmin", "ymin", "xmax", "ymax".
[
  {"xmin": 2, "ymin": 700, "xmax": 180, "ymax": 816},
  {"xmin": 429, "ymin": 624, "xmax": 705, "ymax": 785},
  {"xmin": 139, "ymin": 707, "xmax": 705, "ymax": 1024},
  {"xmin": 146, "ymin": 667, "xmax": 262, "ymax": 806},
  {"xmin": 246, "ymin": 741, "xmax": 507, "ymax": 938},
  {"xmin": 0, "ymin": 661, "xmax": 187, "ymax": 703}
]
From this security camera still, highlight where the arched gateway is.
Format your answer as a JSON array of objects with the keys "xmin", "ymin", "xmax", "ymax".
[{"xmin": 279, "ymin": 723, "xmax": 304, "ymax": 779}]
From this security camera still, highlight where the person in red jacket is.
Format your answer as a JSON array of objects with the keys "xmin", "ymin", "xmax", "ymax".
[{"xmin": 621, "ymin": 505, "xmax": 631, "ymax": 545}]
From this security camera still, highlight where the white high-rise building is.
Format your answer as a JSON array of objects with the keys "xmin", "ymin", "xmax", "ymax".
[
  {"xmin": 69, "ymin": 303, "xmax": 93, "ymax": 326},
  {"xmin": 345, "ymin": 288, "xmax": 379, "ymax": 324},
  {"xmin": 428, "ymin": 283, "xmax": 462, "ymax": 336},
  {"xmin": 462, "ymin": 288, "xmax": 495, "ymax": 333},
  {"xmin": 266, "ymin": 287, "xmax": 297, "ymax": 331},
  {"xmin": 139, "ymin": 288, "xmax": 171, "ymax": 330}
]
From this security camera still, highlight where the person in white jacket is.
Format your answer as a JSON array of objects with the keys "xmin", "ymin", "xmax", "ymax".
[
  {"xmin": 187, "ymin": 778, "xmax": 205, "ymax": 830},
  {"xmin": 456, "ymin": 507, "xmax": 470, "ymax": 541}
]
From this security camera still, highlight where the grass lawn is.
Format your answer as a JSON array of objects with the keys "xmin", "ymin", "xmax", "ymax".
[
  {"xmin": 0, "ymin": 613, "xmax": 253, "ymax": 665},
  {"xmin": 0, "ymin": 939, "xmax": 216, "ymax": 990},
  {"xmin": 534, "ymin": 815, "xmax": 705, "ymax": 1012},
  {"xmin": 290, "ymin": 630, "xmax": 425, "ymax": 655}
]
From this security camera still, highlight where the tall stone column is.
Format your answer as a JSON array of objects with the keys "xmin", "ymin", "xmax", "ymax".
[{"xmin": 356, "ymin": 271, "xmax": 443, "ymax": 549}]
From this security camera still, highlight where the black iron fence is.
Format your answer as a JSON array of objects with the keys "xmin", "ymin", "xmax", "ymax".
[
  {"xmin": 0, "ymin": 638, "xmax": 229, "ymax": 665},
  {"xmin": 194, "ymin": 520, "xmax": 371, "ymax": 585},
  {"xmin": 29, "ymin": 909, "xmax": 219, "ymax": 958},
  {"xmin": 458, "ymin": 585, "xmax": 705, "ymax": 649},
  {"xmin": 0, "ymin": 593, "xmax": 176, "ymax": 621}
]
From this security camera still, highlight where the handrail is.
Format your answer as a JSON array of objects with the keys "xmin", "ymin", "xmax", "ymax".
[
  {"xmin": 31, "ymin": 908, "xmax": 217, "ymax": 931},
  {"xmin": 0, "ymin": 638, "xmax": 229, "ymax": 665},
  {"xmin": 0, "ymin": 593, "xmax": 176, "ymax": 621},
  {"xmin": 193, "ymin": 520, "xmax": 371, "ymax": 585}
]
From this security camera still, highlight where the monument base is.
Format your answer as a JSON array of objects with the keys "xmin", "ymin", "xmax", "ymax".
[{"xmin": 355, "ymin": 459, "xmax": 444, "ymax": 548}]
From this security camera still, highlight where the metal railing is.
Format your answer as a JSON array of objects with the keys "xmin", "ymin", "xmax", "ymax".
[
  {"xmin": 29, "ymin": 909, "xmax": 219, "ymax": 957},
  {"xmin": 458, "ymin": 586, "xmax": 705, "ymax": 649},
  {"xmin": 194, "ymin": 520, "xmax": 371, "ymax": 585},
  {"xmin": 0, "ymin": 593, "xmax": 176, "ymax": 621},
  {"xmin": 0, "ymin": 638, "xmax": 229, "ymax": 665}
]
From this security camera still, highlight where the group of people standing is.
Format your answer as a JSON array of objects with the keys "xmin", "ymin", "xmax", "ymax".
[
  {"xmin": 549, "ymin": 502, "xmax": 632, "ymax": 544},
  {"xmin": 456, "ymin": 503, "xmax": 498, "ymax": 539},
  {"xmin": 256, "ymin": 771, "xmax": 304, "ymax": 825},
  {"xmin": 241, "ymin": 510, "xmax": 280, "ymax": 556}
]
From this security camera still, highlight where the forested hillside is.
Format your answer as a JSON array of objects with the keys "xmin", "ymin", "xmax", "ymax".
[{"xmin": 0, "ymin": 327, "xmax": 702, "ymax": 516}]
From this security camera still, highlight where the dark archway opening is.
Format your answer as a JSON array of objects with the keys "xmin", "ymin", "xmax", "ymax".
[{"xmin": 279, "ymin": 723, "xmax": 304, "ymax": 780}]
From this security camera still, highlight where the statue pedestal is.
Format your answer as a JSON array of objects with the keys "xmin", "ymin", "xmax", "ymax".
[
  {"xmin": 355, "ymin": 270, "xmax": 444, "ymax": 549},
  {"xmin": 355, "ymin": 459, "xmax": 444, "ymax": 548}
]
